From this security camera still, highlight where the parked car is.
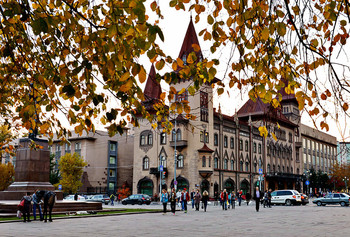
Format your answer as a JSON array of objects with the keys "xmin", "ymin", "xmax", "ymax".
[
  {"xmin": 87, "ymin": 194, "xmax": 110, "ymax": 204},
  {"xmin": 122, "ymin": 194, "xmax": 151, "ymax": 205},
  {"xmin": 271, "ymin": 190, "xmax": 302, "ymax": 206},
  {"xmin": 313, "ymin": 193, "xmax": 350, "ymax": 206},
  {"xmin": 300, "ymin": 193, "xmax": 309, "ymax": 205},
  {"xmin": 63, "ymin": 195, "xmax": 86, "ymax": 201}
]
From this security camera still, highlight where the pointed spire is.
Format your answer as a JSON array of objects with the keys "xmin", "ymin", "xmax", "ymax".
[
  {"xmin": 178, "ymin": 17, "xmax": 203, "ymax": 62},
  {"xmin": 143, "ymin": 64, "xmax": 162, "ymax": 101},
  {"xmin": 218, "ymin": 103, "xmax": 222, "ymax": 114}
]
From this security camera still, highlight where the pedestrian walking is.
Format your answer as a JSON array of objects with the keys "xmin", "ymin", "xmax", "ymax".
[
  {"xmin": 253, "ymin": 187, "xmax": 263, "ymax": 212},
  {"xmin": 32, "ymin": 190, "xmax": 43, "ymax": 221},
  {"xmin": 21, "ymin": 192, "xmax": 32, "ymax": 222},
  {"xmin": 110, "ymin": 193, "xmax": 115, "ymax": 206},
  {"xmin": 267, "ymin": 189, "xmax": 272, "ymax": 208},
  {"xmin": 263, "ymin": 190, "xmax": 268, "ymax": 208},
  {"xmin": 181, "ymin": 188, "xmax": 190, "ymax": 213},
  {"xmin": 176, "ymin": 189, "xmax": 182, "ymax": 209},
  {"xmin": 228, "ymin": 192, "xmax": 231, "ymax": 209},
  {"xmin": 202, "ymin": 190, "xmax": 209, "ymax": 212},
  {"xmin": 214, "ymin": 191, "xmax": 219, "ymax": 206},
  {"xmin": 160, "ymin": 189, "xmax": 169, "ymax": 214},
  {"xmin": 221, "ymin": 189, "xmax": 228, "ymax": 210},
  {"xmin": 237, "ymin": 190, "xmax": 242, "ymax": 206},
  {"xmin": 230, "ymin": 191, "xmax": 236, "ymax": 209},
  {"xmin": 170, "ymin": 188, "xmax": 177, "ymax": 215},
  {"xmin": 190, "ymin": 189, "xmax": 195, "ymax": 209},
  {"xmin": 246, "ymin": 192, "xmax": 251, "ymax": 206},
  {"xmin": 194, "ymin": 190, "xmax": 201, "ymax": 211}
]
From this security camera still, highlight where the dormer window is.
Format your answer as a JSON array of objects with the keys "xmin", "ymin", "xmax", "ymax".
[{"xmin": 182, "ymin": 54, "xmax": 187, "ymax": 65}]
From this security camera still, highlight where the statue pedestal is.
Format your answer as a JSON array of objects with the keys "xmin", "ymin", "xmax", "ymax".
[{"xmin": 0, "ymin": 138, "xmax": 62, "ymax": 200}]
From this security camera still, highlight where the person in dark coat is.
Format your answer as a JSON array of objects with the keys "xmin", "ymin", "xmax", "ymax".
[
  {"xmin": 246, "ymin": 192, "xmax": 251, "ymax": 206},
  {"xmin": 170, "ymin": 188, "xmax": 177, "ymax": 215},
  {"xmin": 21, "ymin": 192, "xmax": 32, "ymax": 222},
  {"xmin": 253, "ymin": 187, "xmax": 263, "ymax": 212},
  {"xmin": 194, "ymin": 190, "xmax": 202, "ymax": 211},
  {"xmin": 201, "ymin": 190, "xmax": 209, "ymax": 212}
]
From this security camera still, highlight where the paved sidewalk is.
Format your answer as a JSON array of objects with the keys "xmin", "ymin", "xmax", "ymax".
[{"xmin": 1, "ymin": 202, "xmax": 350, "ymax": 237}]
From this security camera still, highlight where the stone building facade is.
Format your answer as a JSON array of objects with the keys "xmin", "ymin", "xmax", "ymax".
[
  {"xmin": 132, "ymin": 18, "xmax": 337, "ymax": 197},
  {"xmin": 51, "ymin": 130, "xmax": 134, "ymax": 194}
]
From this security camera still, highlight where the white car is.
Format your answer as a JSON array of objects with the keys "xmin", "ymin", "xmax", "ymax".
[
  {"xmin": 63, "ymin": 195, "xmax": 86, "ymax": 201},
  {"xmin": 271, "ymin": 190, "xmax": 302, "ymax": 206}
]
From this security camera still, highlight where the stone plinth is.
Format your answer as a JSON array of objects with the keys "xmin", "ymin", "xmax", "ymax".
[{"xmin": 0, "ymin": 138, "xmax": 58, "ymax": 200}]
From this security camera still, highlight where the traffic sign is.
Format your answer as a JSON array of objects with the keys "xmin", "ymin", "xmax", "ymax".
[
  {"xmin": 305, "ymin": 180, "xmax": 310, "ymax": 185},
  {"xmin": 159, "ymin": 165, "xmax": 163, "ymax": 172},
  {"xmin": 174, "ymin": 180, "xmax": 177, "ymax": 185},
  {"xmin": 58, "ymin": 184, "xmax": 62, "ymax": 190},
  {"xmin": 258, "ymin": 168, "xmax": 263, "ymax": 174}
]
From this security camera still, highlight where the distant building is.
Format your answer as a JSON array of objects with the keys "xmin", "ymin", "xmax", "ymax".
[
  {"xmin": 132, "ymin": 18, "xmax": 338, "ymax": 197},
  {"xmin": 51, "ymin": 130, "xmax": 134, "ymax": 194},
  {"xmin": 337, "ymin": 142, "xmax": 350, "ymax": 165}
]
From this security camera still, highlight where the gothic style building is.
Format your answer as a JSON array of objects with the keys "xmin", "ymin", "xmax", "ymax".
[{"xmin": 132, "ymin": 18, "xmax": 337, "ymax": 197}]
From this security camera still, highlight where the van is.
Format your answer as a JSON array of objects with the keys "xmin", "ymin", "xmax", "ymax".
[{"xmin": 271, "ymin": 190, "xmax": 302, "ymax": 206}]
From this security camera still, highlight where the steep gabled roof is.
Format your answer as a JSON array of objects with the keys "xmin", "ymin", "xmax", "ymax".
[
  {"xmin": 277, "ymin": 78, "xmax": 297, "ymax": 103},
  {"xmin": 178, "ymin": 17, "xmax": 203, "ymax": 62},
  {"xmin": 143, "ymin": 64, "xmax": 161, "ymax": 101},
  {"xmin": 198, "ymin": 143, "xmax": 214, "ymax": 153}
]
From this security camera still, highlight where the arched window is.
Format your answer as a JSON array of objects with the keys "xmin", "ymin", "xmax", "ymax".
[
  {"xmin": 172, "ymin": 129, "xmax": 176, "ymax": 141},
  {"xmin": 245, "ymin": 161, "xmax": 249, "ymax": 172},
  {"xmin": 177, "ymin": 154, "xmax": 184, "ymax": 168},
  {"xmin": 143, "ymin": 157, "xmax": 149, "ymax": 170},
  {"xmin": 292, "ymin": 167, "xmax": 294, "ymax": 174},
  {"xmin": 224, "ymin": 159, "xmax": 228, "ymax": 169},
  {"xmin": 258, "ymin": 144, "xmax": 262, "ymax": 154},
  {"xmin": 209, "ymin": 157, "xmax": 211, "ymax": 167},
  {"xmin": 176, "ymin": 129, "xmax": 182, "ymax": 141},
  {"xmin": 230, "ymin": 160, "xmax": 234, "ymax": 170},
  {"xmin": 214, "ymin": 158, "xmax": 218, "ymax": 169},
  {"xmin": 278, "ymin": 165, "xmax": 281, "ymax": 172},
  {"xmin": 273, "ymin": 164, "xmax": 276, "ymax": 172},
  {"xmin": 202, "ymin": 156, "xmax": 206, "ymax": 167},
  {"xmin": 160, "ymin": 133, "xmax": 166, "ymax": 144},
  {"xmin": 287, "ymin": 166, "xmax": 289, "ymax": 173},
  {"xmin": 148, "ymin": 133, "xmax": 153, "ymax": 145},
  {"xmin": 240, "ymin": 161, "xmax": 244, "ymax": 171},
  {"xmin": 140, "ymin": 130, "xmax": 153, "ymax": 146},
  {"xmin": 267, "ymin": 164, "xmax": 271, "ymax": 173},
  {"xmin": 160, "ymin": 155, "xmax": 167, "ymax": 168}
]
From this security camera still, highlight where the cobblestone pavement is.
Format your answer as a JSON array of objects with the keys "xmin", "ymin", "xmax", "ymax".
[{"xmin": 1, "ymin": 202, "xmax": 350, "ymax": 237}]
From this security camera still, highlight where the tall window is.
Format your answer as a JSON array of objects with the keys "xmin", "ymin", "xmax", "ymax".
[
  {"xmin": 224, "ymin": 136, "xmax": 228, "ymax": 148},
  {"xmin": 214, "ymin": 134, "xmax": 218, "ymax": 146},
  {"xmin": 160, "ymin": 133, "xmax": 166, "ymax": 145},
  {"xmin": 240, "ymin": 161, "xmax": 243, "ymax": 171},
  {"xmin": 202, "ymin": 156, "xmax": 206, "ymax": 167},
  {"xmin": 258, "ymin": 144, "xmax": 262, "ymax": 154},
  {"xmin": 109, "ymin": 169, "xmax": 116, "ymax": 177},
  {"xmin": 160, "ymin": 155, "xmax": 167, "ymax": 168},
  {"xmin": 109, "ymin": 156, "xmax": 116, "ymax": 165},
  {"xmin": 140, "ymin": 135, "xmax": 146, "ymax": 145},
  {"xmin": 230, "ymin": 137, "xmax": 234, "ymax": 149},
  {"xmin": 245, "ymin": 162, "xmax": 249, "ymax": 172},
  {"xmin": 177, "ymin": 154, "xmax": 184, "ymax": 168},
  {"xmin": 176, "ymin": 129, "xmax": 182, "ymax": 141},
  {"xmin": 267, "ymin": 164, "xmax": 271, "ymax": 173},
  {"xmin": 143, "ymin": 157, "xmax": 149, "ymax": 170},
  {"xmin": 253, "ymin": 142, "xmax": 257, "ymax": 153},
  {"xmin": 110, "ymin": 143, "xmax": 116, "ymax": 151},
  {"xmin": 230, "ymin": 160, "xmax": 234, "ymax": 170},
  {"xmin": 214, "ymin": 158, "xmax": 218, "ymax": 168},
  {"xmin": 75, "ymin": 142, "xmax": 81, "ymax": 156},
  {"xmin": 239, "ymin": 139, "xmax": 243, "ymax": 150},
  {"xmin": 65, "ymin": 143, "xmax": 71, "ymax": 153},
  {"xmin": 224, "ymin": 159, "xmax": 228, "ymax": 170},
  {"xmin": 148, "ymin": 133, "xmax": 153, "ymax": 145},
  {"xmin": 200, "ymin": 91, "xmax": 209, "ymax": 122},
  {"xmin": 254, "ymin": 162, "xmax": 257, "ymax": 172},
  {"xmin": 245, "ymin": 140, "xmax": 249, "ymax": 151},
  {"xmin": 200, "ymin": 131, "xmax": 209, "ymax": 143}
]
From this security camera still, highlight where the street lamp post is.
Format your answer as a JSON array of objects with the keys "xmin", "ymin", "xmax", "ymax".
[{"xmin": 174, "ymin": 118, "xmax": 177, "ymax": 191}]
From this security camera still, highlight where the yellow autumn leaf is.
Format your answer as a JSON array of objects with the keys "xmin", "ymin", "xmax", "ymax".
[
  {"xmin": 258, "ymin": 126, "xmax": 268, "ymax": 138},
  {"xmin": 138, "ymin": 67, "xmax": 146, "ymax": 83},
  {"xmin": 272, "ymin": 132, "xmax": 277, "ymax": 141},
  {"xmin": 120, "ymin": 72, "xmax": 130, "ymax": 82}
]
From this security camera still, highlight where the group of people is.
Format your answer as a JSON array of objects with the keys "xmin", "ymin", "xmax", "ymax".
[
  {"xmin": 109, "ymin": 193, "xmax": 121, "ymax": 206},
  {"xmin": 160, "ymin": 187, "xmax": 274, "ymax": 215},
  {"xmin": 160, "ymin": 188, "xmax": 211, "ymax": 215},
  {"xmin": 18, "ymin": 191, "xmax": 43, "ymax": 222}
]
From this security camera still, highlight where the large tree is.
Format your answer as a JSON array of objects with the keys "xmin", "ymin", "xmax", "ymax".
[
  {"xmin": 58, "ymin": 152, "xmax": 87, "ymax": 194},
  {"xmin": 0, "ymin": 162, "xmax": 15, "ymax": 191},
  {"xmin": 0, "ymin": 0, "xmax": 349, "ymax": 141}
]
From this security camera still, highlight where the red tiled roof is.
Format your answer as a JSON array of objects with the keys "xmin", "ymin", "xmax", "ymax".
[
  {"xmin": 198, "ymin": 143, "xmax": 214, "ymax": 153},
  {"xmin": 143, "ymin": 64, "xmax": 162, "ymax": 101},
  {"xmin": 178, "ymin": 17, "xmax": 203, "ymax": 62}
]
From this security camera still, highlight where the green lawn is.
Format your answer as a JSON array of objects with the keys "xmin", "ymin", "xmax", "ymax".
[{"xmin": 0, "ymin": 208, "xmax": 162, "ymax": 222}]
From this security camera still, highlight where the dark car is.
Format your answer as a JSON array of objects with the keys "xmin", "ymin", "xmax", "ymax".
[
  {"xmin": 300, "ymin": 193, "xmax": 309, "ymax": 205},
  {"xmin": 87, "ymin": 194, "xmax": 110, "ymax": 205},
  {"xmin": 313, "ymin": 193, "xmax": 350, "ymax": 206},
  {"xmin": 122, "ymin": 194, "xmax": 151, "ymax": 205}
]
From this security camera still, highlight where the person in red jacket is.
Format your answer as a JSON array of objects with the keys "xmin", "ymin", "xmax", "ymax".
[
  {"xmin": 220, "ymin": 189, "xmax": 228, "ymax": 210},
  {"xmin": 181, "ymin": 188, "xmax": 190, "ymax": 213}
]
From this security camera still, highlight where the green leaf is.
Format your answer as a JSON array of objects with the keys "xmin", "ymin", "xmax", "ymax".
[{"xmin": 31, "ymin": 18, "xmax": 48, "ymax": 35}]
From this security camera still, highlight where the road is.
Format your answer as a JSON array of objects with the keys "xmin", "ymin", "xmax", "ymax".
[{"xmin": 1, "ymin": 202, "xmax": 350, "ymax": 237}]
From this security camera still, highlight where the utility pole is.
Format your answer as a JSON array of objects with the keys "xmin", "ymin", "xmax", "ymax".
[{"xmin": 174, "ymin": 118, "xmax": 177, "ymax": 191}]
